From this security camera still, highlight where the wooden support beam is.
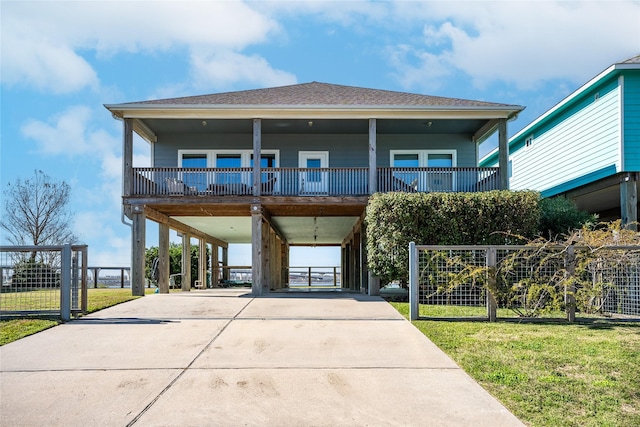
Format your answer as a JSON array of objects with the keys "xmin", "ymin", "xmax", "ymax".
[
  {"xmin": 123, "ymin": 119, "xmax": 133, "ymax": 199},
  {"xmin": 181, "ymin": 233, "xmax": 191, "ymax": 291},
  {"xmin": 498, "ymin": 119, "xmax": 509, "ymax": 190},
  {"xmin": 621, "ymin": 173, "xmax": 638, "ymax": 231},
  {"xmin": 198, "ymin": 239, "xmax": 207, "ymax": 289},
  {"xmin": 144, "ymin": 206, "xmax": 228, "ymax": 248},
  {"xmin": 131, "ymin": 209, "xmax": 146, "ymax": 296},
  {"xmin": 369, "ymin": 118, "xmax": 377, "ymax": 194},
  {"xmin": 253, "ymin": 118, "xmax": 261, "ymax": 197},
  {"xmin": 222, "ymin": 247, "xmax": 229, "ymax": 281},
  {"xmin": 251, "ymin": 204, "xmax": 264, "ymax": 295},
  {"xmin": 158, "ymin": 222, "xmax": 170, "ymax": 293}
]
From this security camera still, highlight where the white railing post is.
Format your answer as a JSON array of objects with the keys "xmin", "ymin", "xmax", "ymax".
[
  {"xmin": 409, "ymin": 242, "xmax": 419, "ymax": 320},
  {"xmin": 60, "ymin": 244, "xmax": 72, "ymax": 321}
]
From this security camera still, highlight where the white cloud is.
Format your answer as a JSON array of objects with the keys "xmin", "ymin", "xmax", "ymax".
[
  {"xmin": 21, "ymin": 106, "xmax": 95, "ymax": 155},
  {"xmin": 1, "ymin": 1, "xmax": 283, "ymax": 93},
  {"xmin": 386, "ymin": 1, "xmax": 640, "ymax": 90},
  {"xmin": 190, "ymin": 50, "xmax": 297, "ymax": 90}
]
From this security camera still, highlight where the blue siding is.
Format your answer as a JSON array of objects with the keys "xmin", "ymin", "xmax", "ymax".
[
  {"xmin": 509, "ymin": 79, "xmax": 620, "ymax": 192},
  {"xmin": 623, "ymin": 72, "xmax": 640, "ymax": 171},
  {"xmin": 154, "ymin": 133, "xmax": 477, "ymax": 168}
]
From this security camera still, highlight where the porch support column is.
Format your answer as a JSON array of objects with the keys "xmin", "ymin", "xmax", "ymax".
[
  {"xmin": 360, "ymin": 222, "xmax": 368, "ymax": 293},
  {"xmin": 158, "ymin": 223, "xmax": 170, "ymax": 294},
  {"xmin": 181, "ymin": 233, "xmax": 191, "ymax": 291},
  {"xmin": 621, "ymin": 173, "xmax": 638, "ymax": 231},
  {"xmin": 369, "ymin": 118, "xmax": 377, "ymax": 194},
  {"xmin": 251, "ymin": 204, "xmax": 264, "ymax": 295},
  {"xmin": 498, "ymin": 118, "xmax": 509, "ymax": 190},
  {"xmin": 341, "ymin": 245, "xmax": 348, "ymax": 289},
  {"xmin": 281, "ymin": 241, "xmax": 289, "ymax": 288},
  {"xmin": 131, "ymin": 208, "xmax": 146, "ymax": 296},
  {"xmin": 123, "ymin": 119, "xmax": 133, "ymax": 200},
  {"xmin": 211, "ymin": 244, "xmax": 219, "ymax": 287},
  {"xmin": 222, "ymin": 247, "xmax": 229, "ymax": 281},
  {"xmin": 253, "ymin": 119, "xmax": 262, "ymax": 196},
  {"xmin": 198, "ymin": 239, "xmax": 207, "ymax": 288}
]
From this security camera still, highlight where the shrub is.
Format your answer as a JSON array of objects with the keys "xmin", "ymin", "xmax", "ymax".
[
  {"xmin": 366, "ymin": 190, "xmax": 541, "ymax": 285},
  {"xmin": 538, "ymin": 196, "xmax": 597, "ymax": 239},
  {"xmin": 11, "ymin": 259, "xmax": 61, "ymax": 289}
]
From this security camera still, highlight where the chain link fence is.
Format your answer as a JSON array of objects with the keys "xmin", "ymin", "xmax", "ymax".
[
  {"xmin": 1, "ymin": 245, "xmax": 88, "ymax": 320},
  {"xmin": 409, "ymin": 243, "xmax": 640, "ymax": 321}
]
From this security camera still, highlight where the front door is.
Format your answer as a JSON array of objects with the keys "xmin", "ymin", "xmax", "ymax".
[{"xmin": 299, "ymin": 151, "xmax": 329, "ymax": 195}]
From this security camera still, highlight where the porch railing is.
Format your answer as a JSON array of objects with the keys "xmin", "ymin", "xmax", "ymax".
[{"xmin": 131, "ymin": 167, "xmax": 500, "ymax": 196}]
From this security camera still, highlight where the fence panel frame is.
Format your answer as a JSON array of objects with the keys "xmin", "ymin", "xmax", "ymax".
[
  {"xmin": 0, "ymin": 244, "xmax": 88, "ymax": 320},
  {"xmin": 410, "ymin": 244, "xmax": 640, "ymax": 322}
]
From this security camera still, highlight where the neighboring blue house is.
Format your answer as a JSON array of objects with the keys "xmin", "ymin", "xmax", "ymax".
[{"xmin": 481, "ymin": 55, "xmax": 640, "ymax": 227}]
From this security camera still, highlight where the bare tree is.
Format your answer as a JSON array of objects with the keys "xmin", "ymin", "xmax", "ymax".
[{"xmin": 1, "ymin": 170, "xmax": 78, "ymax": 248}]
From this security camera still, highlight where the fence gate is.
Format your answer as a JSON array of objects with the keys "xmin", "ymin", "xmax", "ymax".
[{"xmin": 0, "ymin": 245, "xmax": 88, "ymax": 320}]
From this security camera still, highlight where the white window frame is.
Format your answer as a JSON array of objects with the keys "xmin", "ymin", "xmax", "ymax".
[
  {"xmin": 390, "ymin": 149, "xmax": 457, "ymax": 191},
  {"xmin": 524, "ymin": 135, "xmax": 534, "ymax": 150},
  {"xmin": 389, "ymin": 149, "xmax": 457, "ymax": 167},
  {"xmin": 177, "ymin": 149, "xmax": 279, "ymax": 187}
]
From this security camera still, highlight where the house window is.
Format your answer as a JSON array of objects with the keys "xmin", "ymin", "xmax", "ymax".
[
  {"xmin": 390, "ymin": 150, "xmax": 457, "ymax": 168},
  {"xmin": 390, "ymin": 150, "xmax": 457, "ymax": 191},
  {"xmin": 178, "ymin": 151, "xmax": 209, "ymax": 191},
  {"xmin": 427, "ymin": 153, "xmax": 453, "ymax": 167}
]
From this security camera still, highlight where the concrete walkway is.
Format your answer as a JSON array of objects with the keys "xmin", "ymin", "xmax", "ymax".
[{"xmin": 1, "ymin": 290, "xmax": 524, "ymax": 427}]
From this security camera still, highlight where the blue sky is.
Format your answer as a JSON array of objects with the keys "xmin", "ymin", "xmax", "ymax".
[{"xmin": 1, "ymin": 0, "xmax": 639, "ymax": 268}]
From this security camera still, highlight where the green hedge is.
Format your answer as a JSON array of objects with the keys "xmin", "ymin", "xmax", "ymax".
[{"xmin": 365, "ymin": 190, "xmax": 541, "ymax": 285}]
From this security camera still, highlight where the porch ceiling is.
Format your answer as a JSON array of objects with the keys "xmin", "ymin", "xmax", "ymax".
[
  {"xmin": 172, "ymin": 216, "xmax": 359, "ymax": 245},
  {"xmin": 140, "ymin": 118, "xmax": 488, "ymax": 136}
]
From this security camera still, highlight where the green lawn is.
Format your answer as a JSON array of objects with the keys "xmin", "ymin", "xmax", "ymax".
[
  {"xmin": 0, "ymin": 288, "xmax": 156, "ymax": 345},
  {"xmin": 391, "ymin": 302, "xmax": 640, "ymax": 427}
]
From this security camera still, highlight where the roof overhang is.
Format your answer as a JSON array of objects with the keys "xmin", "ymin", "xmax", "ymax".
[{"xmin": 105, "ymin": 104, "xmax": 523, "ymax": 121}]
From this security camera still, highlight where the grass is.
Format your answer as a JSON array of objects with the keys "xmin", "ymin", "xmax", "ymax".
[
  {"xmin": 391, "ymin": 302, "xmax": 640, "ymax": 427},
  {"xmin": 0, "ymin": 288, "xmax": 157, "ymax": 345}
]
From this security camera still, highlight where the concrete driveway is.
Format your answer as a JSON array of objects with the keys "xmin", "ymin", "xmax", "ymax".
[{"xmin": 1, "ymin": 290, "xmax": 524, "ymax": 426}]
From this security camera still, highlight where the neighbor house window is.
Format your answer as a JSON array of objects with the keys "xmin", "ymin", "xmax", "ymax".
[{"xmin": 525, "ymin": 135, "xmax": 534, "ymax": 149}]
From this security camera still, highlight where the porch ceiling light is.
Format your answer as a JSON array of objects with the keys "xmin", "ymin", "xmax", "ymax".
[
  {"xmin": 426, "ymin": 121, "xmax": 432, "ymax": 127},
  {"xmin": 308, "ymin": 120, "xmax": 313, "ymax": 127},
  {"xmin": 202, "ymin": 120, "xmax": 207, "ymax": 127}
]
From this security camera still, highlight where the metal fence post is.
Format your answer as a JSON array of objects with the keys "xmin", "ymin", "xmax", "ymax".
[
  {"xmin": 60, "ymin": 244, "xmax": 71, "ymax": 321},
  {"xmin": 486, "ymin": 247, "xmax": 497, "ymax": 322},
  {"xmin": 565, "ymin": 245, "xmax": 576, "ymax": 322},
  {"xmin": 409, "ymin": 242, "xmax": 419, "ymax": 321}
]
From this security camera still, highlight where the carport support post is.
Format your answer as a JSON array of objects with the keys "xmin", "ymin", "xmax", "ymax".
[
  {"xmin": 158, "ymin": 223, "xmax": 170, "ymax": 294},
  {"xmin": 621, "ymin": 173, "xmax": 638, "ymax": 231},
  {"xmin": 222, "ymin": 247, "xmax": 229, "ymax": 281},
  {"xmin": 486, "ymin": 247, "xmax": 497, "ymax": 322},
  {"xmin": 131, "ymin": 209, "xmax": 146, "ymax": 296},
  {"xmin": 251, "ymin": 204, "xmax": 264, "ymax": 296},
  {"xmin": 409, "ymin": 242, "xmax": 418, "ymax": 321},
  {"xmin": 181, "ymin": 233, "xmax": 191, "ymax": 291},
  {"xmin": 198, "ymin": 239, "xmax": 207, "ymax": 288}
]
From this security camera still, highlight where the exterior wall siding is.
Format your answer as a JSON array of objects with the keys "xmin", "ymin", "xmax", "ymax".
[
  {"xmin": 509, "ymin": 81, "xmax": 620, "ymax": 193},
  {"xmin": 153, "ymin": 133, "xmax": 477, "ymax": 168},
  {"xmin": 623, "ymin": 72, "xmax": 640, "ymax": 171}
]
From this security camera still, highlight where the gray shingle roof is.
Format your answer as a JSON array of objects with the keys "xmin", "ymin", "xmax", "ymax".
[
  {"xmin": 123, "ymin": 82, "xmax": 520, "ymax": 109},
  {"xmin": 620, "ymin": 54, "xmax": 640, "ymax": 64}
]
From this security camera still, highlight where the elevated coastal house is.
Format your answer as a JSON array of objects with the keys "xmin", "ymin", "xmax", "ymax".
[
  {"xmin": 481, "ymin": 56, "xmax": 640, "ymax": 227},
  {"xmin": 106, "ymin": 82, "xmax": 523, "ymax": 296}
]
